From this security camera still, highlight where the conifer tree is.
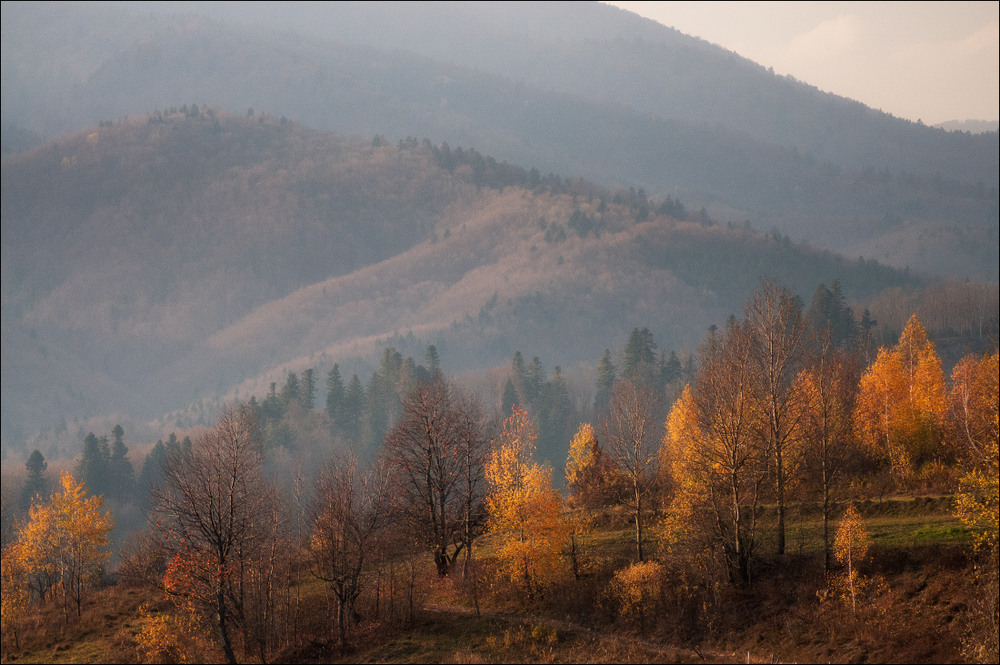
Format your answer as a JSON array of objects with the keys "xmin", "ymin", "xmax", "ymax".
[
  {"xmin": 108, "ymin": 424, "xmax": 134, "ymax": 501},
  {"xmin": 301, "ymin": 368, "xmax": 316, "ymax": 410},
  {"xmin": 326, "ymin": 364, "xmax": 345, "ymax": 424},
  {"xmin": 20, "ymin": 449, "xmax": 48, "ymax": 511},
  {"xmin": 594, "ymin": 349, "xmax": 616, "ymax": 414}
]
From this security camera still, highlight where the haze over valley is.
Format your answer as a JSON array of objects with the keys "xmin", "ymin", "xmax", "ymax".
[{"xmin": 2, "ymin": 0, "xmax": 997, "ymax": 458}]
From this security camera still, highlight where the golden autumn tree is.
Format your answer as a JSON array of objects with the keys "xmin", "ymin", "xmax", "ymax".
[
  {"xmin": 15, "ymin": 471, "xmax": 113, "ymax": 624},
  {"xmin": 833, "ymin": 505, "xmax": 873, "ymax": 616},
  {"xmin": 565, "ymin": 423, "xmax": 597, "ymax": 496},
  {"xmin": 947, "ymin": 351, "xmax": 999, "ymax": 662},
  {"xmin": 855, "ymin": 314, "xmax": 947, "ymax": 476},
  {"xmin": 565, "ymin": 422, "xmax": 617, "ymax": 510},
  {"xmin": 486, "ymin": 407, "xmax": 569, "ymax": 597},
  {"xmin": 947, "ymin": 351, "xmax": 999, "ymax": 475},
  {"xmin": 1, "ymin": 546, "xmax": 30, "ymax": 653},
  {"xmin": 660, "ymin": 320, "xmax": 768, "ymax": 587},
  {"xmin": 948, "ymin": 351, "xmax": 999, "ymax": 552},
  {"xmin": 949, "ymin": 351, "xmax": 999, "ymax": 551}
]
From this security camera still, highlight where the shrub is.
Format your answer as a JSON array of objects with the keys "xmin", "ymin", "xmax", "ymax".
[{"xmin": 608, "ymin": 560, "xmax": 665, "ymax": 625}]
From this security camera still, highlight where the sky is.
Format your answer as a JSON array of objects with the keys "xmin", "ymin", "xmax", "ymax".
[{"xmin": 606, "ymin": 1, "xmax": 999, "ymax": 126}]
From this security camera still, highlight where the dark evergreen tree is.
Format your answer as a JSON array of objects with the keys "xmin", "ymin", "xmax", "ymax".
[
  {"xmin": 594, "ymin": 349, "xmax": 616, "ymax": 414},
  {"xmin": 340, "ymin": 374, "xmax": 365, "ymax": 442},
  {"xmin": 858, "ymin": 308, "xmax": 879, "ymax": 362},
  {"xmin": 538, "ymin": 366, "xmax": 573, "ymax": 463},
  {"xmin": 502, "ymin": 378, "xmax": 520, "ymax": 416},
  {"xmin": 77, "ymin": 432, "xmax": 110, "ymax": 497},
  {"xmin": 138, "ymin": 439, "xmax": 168, "ymax": 511},
  {"xmin": 260, "ymin": 382, "xmax": 283, "ymax": 425},
  {"xmin": 326, "ymin": 364, "xmax": 345, "ymax": 423},
  {"xmin": 511, "ymin": 351, "xmax": 527, "ymax": 401},
  {"xmin": 663, "ymin": 351, "xmax": 683, "ymax": 386},
  {"xmin": 362, "ymin": 348, "xmax": 405, "ymax": 452},
  {"xmin": 280, "ymin": 372, "xmax": 300, "ymax": 408},
  {"xmin": 108, "ymin": 424, "xmax": 134, "ymax": 501},
  {"xmin": 525, "ymin": 356, "xmax": 545, "ymax": 404},
  {"xmin": 21, "ymin": 449, "xmax": 48, "ymax": 510},
  {"xmin": 624, "ymin": 327, "xmax": 659, "ymax": 389},
  {"xmin": 425, "ymin": 345, "xmax": 442, "ymax": 380},
  {"xmin": 301, "ymin": 368, "xmax": 316, "ymax": 410},
  {"xmin": 805, "ymin": 280, "xmax": 857, "ymax": 349}
]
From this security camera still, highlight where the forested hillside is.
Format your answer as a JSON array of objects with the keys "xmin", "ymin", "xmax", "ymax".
[
  {"xmin": 2, "ymin": 2, "xmax": 997, "ymax": 281},
  {"xmin": 7, "ymin": 110, "xmax": 980, "ymax": 455},
  {"xmin": 2, "ymin": 282, "xmax": 996, "ymax": 664}
]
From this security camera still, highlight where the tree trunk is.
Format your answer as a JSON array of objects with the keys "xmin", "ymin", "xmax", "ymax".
[
  {"xmin": 218, "ymin": 590, "xmax": 238, "ymax": 665},
  {"xmin": 775, "ymin": 445, "xmax": 786, "ymax": 556},
  {"xmin": 822, "ymin": 452, "xmax": 831, "ymax": 576},
  {"xmin": 635, "ymin": 486, "xmax": 644, "ymax": 562}
]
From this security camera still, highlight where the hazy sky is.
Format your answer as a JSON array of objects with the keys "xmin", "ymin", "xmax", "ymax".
[{"xmin": 607, "ymin": 1, "xmax": 999, "ymax": 125}]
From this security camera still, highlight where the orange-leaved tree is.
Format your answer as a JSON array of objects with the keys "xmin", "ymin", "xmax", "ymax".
[
  {"xmin": 660, "ymin": 319, "xmax": 768, "ymax": 587},
  {"xmin": 855, "ymin": 314, "xmax": 947, "ymax": 476},
  {"xmin": 14, "ymin": 471, "xmax": 113, "ymax": 624},
  {"xmin": 1, "ymin": 544, "xmax": 30, "ymax": 652},
  {"xmin": 566, "ymin": 422, "xmax": 617, "ymax": 510},
  {"xmin": 486, "ymin": 406, "xmax": 569, "ymax": 597}
]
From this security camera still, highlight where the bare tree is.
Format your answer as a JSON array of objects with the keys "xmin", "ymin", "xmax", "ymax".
[
  {"xmin": 453, "ymin": 391, "xmax": 491, "ymax": 576},
  {"xmin": 309, "ymin": 453, "xmax": 392, "ymax": 649},
  {"xmin": 744, "ymin": 279, "xmax": 806, "ymax": 556},
  {"xmin": 602, "ymin": 379, "xmax": 661, "ymax": 562},
  {"xmin": 798, "ymin": 330, "xmax": 862, "ymax": 575},
  {"xmin": 154, "ymin": 403, "xmax": 270, "ymax": 665},
  {"xmin": 384, "ymin": 377, "xmax": 488, "ymax": 576}
]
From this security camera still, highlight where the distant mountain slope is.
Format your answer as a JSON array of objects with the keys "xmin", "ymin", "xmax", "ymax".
[
  {"xmin": 1, "ymin": 113, "xmax": 922, "ymax": 447},
  {"xmin": 2, "ymin": 2, "xmax": 996, "ymax": 283}
]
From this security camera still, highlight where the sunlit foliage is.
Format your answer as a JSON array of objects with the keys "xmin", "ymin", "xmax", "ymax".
[{"xmin": 486, "ymin": 407, "xmax": 569, "ymax": 597}]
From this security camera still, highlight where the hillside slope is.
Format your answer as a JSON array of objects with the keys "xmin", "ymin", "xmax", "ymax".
[
  {"xmin": 2, "ymin": 2, "xmax": 996, "ymax": 282},
  {"xmin": 1, "ymin": 113, "xmax": 922, "ymax": 447}
]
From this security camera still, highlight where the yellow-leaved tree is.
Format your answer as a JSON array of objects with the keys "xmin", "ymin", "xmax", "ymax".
[
  {"xmin": 486, "ymin": 406, "xmax": 569, "ymax": 597},
  {"xmin": 565, "ymin": 422, "xmax": 597, "ymax": 498},
  {"xmin": 833, "ymin": 504, "xmax": 873, "ymax": 616},
  {"xmin": 1, "ymin": 546, "xmax": 30, "ymax": 653},
  {"xmin": 855, "ymin": 314, "xmax": 947, "ymax": 476},
  {"xmin": 947, "ymin": 351, "xmax": 999, "ymax": 663},
  {"xmin": 660, "ymin": 319, "xmax": 769, "ymax": 587},
  {"xmin": 15, "ymin": 471, "xmax": 113, "ymax": 624}
]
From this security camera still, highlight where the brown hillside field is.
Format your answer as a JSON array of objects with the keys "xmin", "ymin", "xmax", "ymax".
[{"xmin": 1, "ymin": 495, "xmax": 988, "ymax": 664}]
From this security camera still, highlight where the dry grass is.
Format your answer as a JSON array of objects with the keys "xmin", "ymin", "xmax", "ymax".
[{"xmin": 1, "ymin": 495, "xmax": 984, "ymax": 664}]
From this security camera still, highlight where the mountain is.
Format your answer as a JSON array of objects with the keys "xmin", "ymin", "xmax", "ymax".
[
  {"xmin": 2, "ymin": 2, "xmax": 997, "ymax": 453},
  {"xmin": 1, "ymin": 112, "xmax": 924, "ymax": 450},
  {"xmin": 2, "ymin": 2, "xmax": 997, "ymax": 280}
]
